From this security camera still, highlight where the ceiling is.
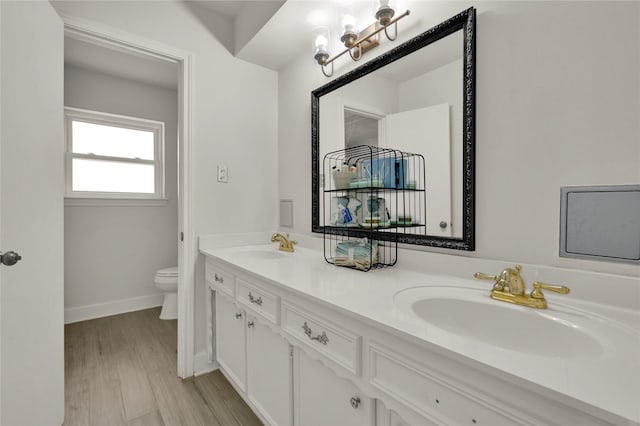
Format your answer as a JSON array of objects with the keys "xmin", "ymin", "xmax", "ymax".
[
  {"xmin": 63, "ymin": 0, "xmax": 284, "ymax": 90},
  {"xmin": 189, "ymin": 0, "xmax": 248, "ymax": 18},
  {"xmin": 63, "ymin": 1, "xmax": 453, "ymax": 90}
]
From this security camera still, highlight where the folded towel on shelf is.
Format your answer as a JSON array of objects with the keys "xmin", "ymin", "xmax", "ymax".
[{"xmin": 334, "ymin": 239, "xmax": 378, "ymax": 271}]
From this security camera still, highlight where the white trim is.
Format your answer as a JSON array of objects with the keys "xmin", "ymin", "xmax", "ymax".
[
  {"xmin": 65, "ymin": 198, "xmax": 169, "ymax": 207},
  {"xmin": 175, "ymin": 49, "xmax": 195, "ymax": 379},
  {"xmin": 64, "ymin": 294, "xmax": 164, "ymax": 324},
  {"xmin": 194, "ymin": 351, "xmax": 218, "ymax": 377},
  {"xmin": 61, "ymin": 16, "xmax": 195, "ymax": 378},
  {"xmin": 0, "ymin": 3, "xmax": 3, "ymax": 420}
]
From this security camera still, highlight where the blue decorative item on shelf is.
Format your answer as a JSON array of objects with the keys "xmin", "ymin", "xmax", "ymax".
[
  {"xmin": 363, "ymin": 157, "xmax": 407, "ymax": 189},
  {"xmin": 330, "ymin": 196, "xmax": 361, "ymax": 226}
]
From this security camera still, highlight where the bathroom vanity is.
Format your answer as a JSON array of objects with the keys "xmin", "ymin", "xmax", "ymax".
[{"xmin": 201, "ymin": 243, "xmax": 639, "ymax": 426}]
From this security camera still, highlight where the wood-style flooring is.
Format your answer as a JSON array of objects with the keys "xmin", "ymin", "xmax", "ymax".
[{"xmin": 64, "ymin": 307, "xmax": 262, "ymax": 426}]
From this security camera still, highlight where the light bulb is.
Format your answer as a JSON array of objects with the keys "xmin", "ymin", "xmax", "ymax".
[
  {"xmin": 378, "ymin": 0, "xmax": 390, "ymax": 7},
  {"xmin": 315, "ymin": 34, "xmax": 328, "ymax": 49},
  {"xmin": 312, "ymin": 26, "xmax": 331, "ymax": 68},
  {"xmin": 342, "ymin": 14, "xmax": 356, "ymax": 33}
]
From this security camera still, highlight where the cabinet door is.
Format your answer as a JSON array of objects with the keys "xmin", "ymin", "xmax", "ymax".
[
  {"xmin": 246, "ymin": 317, "xmax": 292, "ymax": 426},
  {"xmin": 375, "ymin": 399, "xmax": 428, "ymax": 426},
  {"xmin": 295, "ymin": 348, "xmax": 372, "ymax": 426},
  {"xmin": 215, "ymin": 293, "xmax": 246, "ymax": 391}
]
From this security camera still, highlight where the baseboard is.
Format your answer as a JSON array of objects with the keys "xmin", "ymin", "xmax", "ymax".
[
  {"xmin": 194, "ymin": 350, "xmax": 218, "ymax": 376},
  {"xmin": 65, "ymin": 293, "xmax": 164, "ymax": 324}
]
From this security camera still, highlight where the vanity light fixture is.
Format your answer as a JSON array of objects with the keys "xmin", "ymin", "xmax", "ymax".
[{"xmin": 313, "ymin": 1, "xmax": 410, "ymax": 77}]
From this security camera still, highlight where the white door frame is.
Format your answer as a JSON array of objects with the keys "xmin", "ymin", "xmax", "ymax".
[
  {"xmin": 61, "ymin": 16, "xmax": 195, "ymax": 378},
  {"xmin": 0, "ymin": 2, "xmax": 3, "ymax": 417}
]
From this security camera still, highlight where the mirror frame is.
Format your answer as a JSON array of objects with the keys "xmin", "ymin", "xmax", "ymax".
[{"xmin": 311, "ymin": 7, "xmax": 476, "ymax": 251}]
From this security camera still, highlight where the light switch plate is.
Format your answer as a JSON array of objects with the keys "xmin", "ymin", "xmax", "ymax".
[
  {"xmin": 280, "ymin": 199, "xmax": 293, "ymax": 227},
  {"xmin": 217, "ymin": 165, "xmax": 228, "ymax": 183}
]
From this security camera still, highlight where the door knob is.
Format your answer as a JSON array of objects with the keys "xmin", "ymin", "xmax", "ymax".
[
  {"xmin": 1, "ymin": 251, "xmax": 21, "ymax": 266},
  {"xmin": 439, "ymin": 221, "xmax": 448, "ymax": 229}
]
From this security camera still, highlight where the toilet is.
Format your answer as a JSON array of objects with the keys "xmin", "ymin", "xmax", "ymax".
[{"xmin": 154, "ymin": 266, "xmax": 178, "ymax": 320}]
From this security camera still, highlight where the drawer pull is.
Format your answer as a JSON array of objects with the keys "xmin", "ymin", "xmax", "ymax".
[
  {"xmin": 214, "ymin": 274, "xmax": 224, "ymax": 283},
  {"xmin": 350, "ymin": 396, "xmax": 361, "ymax": 409},
  {"xmin": 248, "ymin": 320, "xmax": 255, "ymax": 328},
  {"xmin": 248, "ymin": 292, "xmax": 263, "ymax": 306},
  {"xmin": 235, "ymin": 312, "xmax": 242, "ymax": 319},
  {"xmin": 302, "ymin": 322, "xmax": 329, "ymax": 345}
]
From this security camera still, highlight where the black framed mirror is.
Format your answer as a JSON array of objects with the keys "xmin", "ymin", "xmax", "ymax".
[{"xmin": 312, "ymin": 7, "xmax": 475, "ymax": 251}]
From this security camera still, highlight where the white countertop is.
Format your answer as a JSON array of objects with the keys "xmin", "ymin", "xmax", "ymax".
[{"xmin": 201, "ymin": 243, "xmax": 640, "ymax": 424}]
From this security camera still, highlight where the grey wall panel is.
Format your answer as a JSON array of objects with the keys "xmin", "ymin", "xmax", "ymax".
[{"xmin": 560, "ymin": 185, "xmax": 640, "ymax": 264}]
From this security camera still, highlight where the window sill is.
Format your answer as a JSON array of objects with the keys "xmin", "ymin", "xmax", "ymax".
[{"xmin": 65, "ymin": 197, "xmax": 170, "ymax": 207}]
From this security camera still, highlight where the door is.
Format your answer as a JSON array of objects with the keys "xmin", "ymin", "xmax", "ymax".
[
  {"xmin": 382, "ymin": 104, "xmax": 453, "ymax": 237},
  {"xmin": 0, "ymin": 2, "xmax": 65, "ymax": 425},
  {"xmin": 246, "ymin": 316, "xmax": 292, "ymax": 426}
]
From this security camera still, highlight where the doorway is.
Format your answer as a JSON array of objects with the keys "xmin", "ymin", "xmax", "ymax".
[{"xmin": 62, "ymin": 20, "xmax": 194, "ymax": 378}]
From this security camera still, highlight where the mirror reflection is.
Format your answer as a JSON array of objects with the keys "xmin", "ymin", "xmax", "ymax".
[{"xmin": 319, "ymin": 29, "xmax": 463, "ymax": 238}]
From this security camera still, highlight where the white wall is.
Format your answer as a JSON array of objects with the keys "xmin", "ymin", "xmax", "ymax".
[
  {"xmin": 52, "ymin": 1, "xmax": 279, "ymax": 354},
  {"xmin": 278, "ymin": 1, "xmax": 640, "ymax": 278},
  {"xmin": 64, "ymin": 66, "xmax": 178, "ymax": 320}
]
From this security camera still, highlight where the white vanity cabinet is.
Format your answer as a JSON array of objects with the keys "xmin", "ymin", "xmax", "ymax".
[{"xmin": 204, "ymin": 253, "xmax": 630, "ymax": 426}]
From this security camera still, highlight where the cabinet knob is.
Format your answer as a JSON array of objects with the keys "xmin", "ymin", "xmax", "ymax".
[
  {"xmin": 214, "ymin": 274, "xmax": 224, "ymax": 283},
  {"xmin": 235, "ymin": 312, "xmax": 242, "ymax": 319},
  {"xmin": 350, "ymin": 396, "xmax": 361, "ymax": 409},
  {"xmin": 247, "ymin": 320, "xmax": 255, "ymax": 328}
]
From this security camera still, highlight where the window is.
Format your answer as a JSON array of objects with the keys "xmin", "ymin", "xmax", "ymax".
[{"xmin": 65, "ymin": 108, "xmax": 165, "ymax": 201}]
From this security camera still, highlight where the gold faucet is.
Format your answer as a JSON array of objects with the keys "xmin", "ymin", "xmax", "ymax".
[
  {"xmin": 271, "ymin": 233, "xmax": 297, "ymax": 252},
  {"xmin": 474, "ymin": 264, "xmax": 570, "ymax": 309}
]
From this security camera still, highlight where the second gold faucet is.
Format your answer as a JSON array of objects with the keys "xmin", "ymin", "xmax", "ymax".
[
  {"xmin": 271, "ymin": 233, "xmax": 297, "ymax": 252},
  {"xmin": 474, "ymin": 264, "xmax": 570, "ymax": 309}
]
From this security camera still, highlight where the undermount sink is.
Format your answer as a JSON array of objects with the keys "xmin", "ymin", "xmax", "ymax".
[
  {"xmin": 393, "ymin": 286, "xmax": 626, "ymax": 358},
  {"xmin": 232, "ymin": 247, "xmax": 288, "ymax": 260}
]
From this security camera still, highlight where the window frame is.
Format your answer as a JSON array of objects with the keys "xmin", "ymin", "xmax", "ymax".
[{"xmin": 64, "ymin": 107, "xmax": 166, "ymax": 202}]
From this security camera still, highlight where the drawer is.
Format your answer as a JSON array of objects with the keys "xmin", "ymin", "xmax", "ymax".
[
  {"xmin": 236, "ymin": 278, "xmax": 279, "ymax": 324},
  {"xmin": 282, "ymin": 301, "xmax": 361, "ymax": 376},
  {"xmin": 369, "ymin": 343, "xmax": 528, "ymax": 425},
  {"xmin": 205, "ymin": 259, "xmax": 234, "ymax": 297}
]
